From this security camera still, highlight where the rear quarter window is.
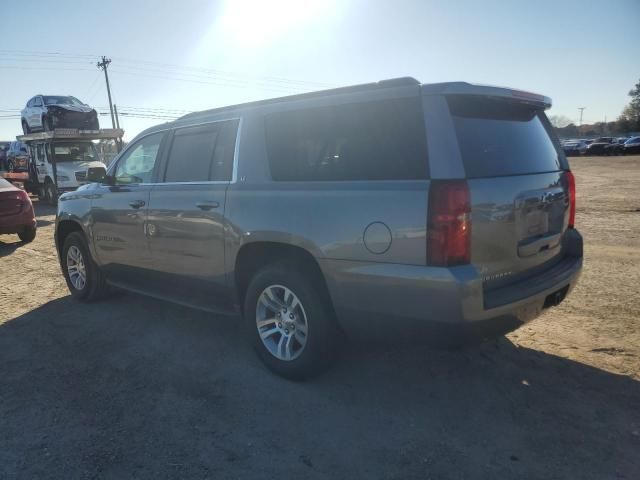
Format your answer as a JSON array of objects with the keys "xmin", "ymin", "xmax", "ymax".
[
  {"xmin": 265, "ymin": 97, "xmax": 428, "ymax": 181},
  {"xmin": 447, "ymin": 95, "xmax": 562, "ymax": 178}
]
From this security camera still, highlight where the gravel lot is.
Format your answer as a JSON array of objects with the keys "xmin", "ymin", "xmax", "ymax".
[{"xmin": 1, "ymin": 156, "xmax": 639, "ymax": 479}]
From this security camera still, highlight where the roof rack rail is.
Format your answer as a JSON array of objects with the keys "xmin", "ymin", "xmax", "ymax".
[{"xmin": 177, "ymin": 77, "xmax": 421, "ymax": 122}]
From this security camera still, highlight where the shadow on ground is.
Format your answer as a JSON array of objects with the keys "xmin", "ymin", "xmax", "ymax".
[
  {"xmin": 1, "ymin": 294, "xmax": 638, "ymax": 479},
  {"xmin": 0, "ymin": 239, "xmax": 23, "ymax": 257}
]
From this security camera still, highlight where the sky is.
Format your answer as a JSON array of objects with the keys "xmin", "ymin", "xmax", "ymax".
[{"xmin": 1, "ymin": 0, "xmax": 639, "ymax": 140}]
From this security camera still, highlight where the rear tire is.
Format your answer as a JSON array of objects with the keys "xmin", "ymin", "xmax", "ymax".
[
  {"xmin": 243, "ymin": 263, "xmax": 340, "ymax": 380},
  {"xmin": 61, "ymin": 232, "xmax": 108, "ymax": 301},
  {"xmin": 18, "ymin": 226, "xmax": 36, "ymax": 243}
]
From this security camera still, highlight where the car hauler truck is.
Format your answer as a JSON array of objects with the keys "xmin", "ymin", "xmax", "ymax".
[{"xmin": 17, "ymin": 128, "xmax": 123, "ymax": 205}]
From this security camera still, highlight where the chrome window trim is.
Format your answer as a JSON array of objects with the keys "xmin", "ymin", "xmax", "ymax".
[
  {"xmin": 106, "ymin": 116, "xmax": 242, "ymax": 186},
  {"xmin": 106, "ymin": 128, "xmax": 170, "ymax": 177}
]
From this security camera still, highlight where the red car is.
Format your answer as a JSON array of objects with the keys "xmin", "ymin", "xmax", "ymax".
[{"xmin": 0, "ymin": 177, "xmax": 37, "ymax": 243}]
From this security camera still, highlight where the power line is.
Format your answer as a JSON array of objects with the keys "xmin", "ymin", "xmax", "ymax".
[
  {"xmin": 0, "ymin": 49, "xmax": 335, "ymax": 91},
  {"xmin": 108, "ymin": 68, "xmax": 308, "ymax": 95}
]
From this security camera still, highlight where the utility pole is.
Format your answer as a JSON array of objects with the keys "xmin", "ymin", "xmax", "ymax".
[
  {"xmin": 113, "ymin": 104, "xmax": 123, "ymax": 152},
  {"xmin": 578, "ymin": 107, "xmax": 586, "ymax": 126},
  {"xmin": 113, "ymin": 104, "xmax": 121, "ymax": 129},
  {"xmin": 97, "ymin": 56, "xmax": 115, "ymax": 129}
]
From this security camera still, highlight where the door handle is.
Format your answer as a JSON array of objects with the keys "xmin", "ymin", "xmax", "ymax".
[
  {"xmin": 129, "ymin": 200, "xmax": 146, "ymax": 209},
  {"xmin": 196, "ymin": 201, "xmax": 219, "ymax": 211}
]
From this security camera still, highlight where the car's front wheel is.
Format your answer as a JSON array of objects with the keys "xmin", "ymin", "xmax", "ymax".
[
  {"xmin": 44, "ymin": 179, "xmax": 57, "ymax": 205},
  {"xmin": 244, "ymin": 263, "xmax": 340, "ymax": 380},
  {"xmin": 61, "ymin": 232, "xmax": 108, "ymax": 301}
]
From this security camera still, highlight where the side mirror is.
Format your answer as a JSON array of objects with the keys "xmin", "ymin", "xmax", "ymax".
[{"xmin": 87, "ymin": 166, "xmax": 109, "ymax": 184}]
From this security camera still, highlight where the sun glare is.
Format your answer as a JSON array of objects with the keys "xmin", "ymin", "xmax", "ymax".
[{"xmin": 215, "ymin": 0, "xmax": 330, "ymax": 48}]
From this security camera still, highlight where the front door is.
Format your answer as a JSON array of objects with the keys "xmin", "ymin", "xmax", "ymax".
[
  {"xmin": 90, "ymin": 131, "xmax": 166, "ymax": 283},
  {"xmin": 146, "ymin": 119, "xmax": 239, "ymax": 309}
]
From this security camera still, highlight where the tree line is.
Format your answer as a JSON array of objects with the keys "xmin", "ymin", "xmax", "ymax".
[{"xmin": 550, "ymin": 78, "xmax": 640, "ymax": 137}]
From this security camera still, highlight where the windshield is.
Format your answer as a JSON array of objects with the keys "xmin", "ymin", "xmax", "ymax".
[
  {"xmin": 52, "ymin": 142, "xmax": 98, "ymax": 162},
  {"xmin": 44, "ymin": 96, "xmax": 83, "ymax": 106}
]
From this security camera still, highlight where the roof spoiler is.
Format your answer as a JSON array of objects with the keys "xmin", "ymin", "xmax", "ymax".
[{"xmin": 421, "ymin": 82, "xmax": 552, "ymax": 109}]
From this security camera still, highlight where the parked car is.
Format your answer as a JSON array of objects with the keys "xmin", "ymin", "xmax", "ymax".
[
  {"xmin": 604, "ymin": 137, "xmax": 628, "ymax": 155},
  {"xmin": 21, "ymin": 95, "xmax": 99, "ymax": 134},
  {"xmin": 562, "ymin": 140, "xmax": 587, "ymax": 156},
  {"xmin": 5, "ymin": 141, "xmax": 30, "ymax": 172},
  {"xmin": 622, "ymin": 136, "xmax": 640, "ymax": 155},
  {"xmin": 0, "ymin": 177, "xmax": 36, "ymax": 242},
  {"xmin": 585, "ymin": 137, "xmax": 614, "ymax": 156},
  {"xmin": 55, "ymin": 78, "xmax": 583, "ymax": 379}
]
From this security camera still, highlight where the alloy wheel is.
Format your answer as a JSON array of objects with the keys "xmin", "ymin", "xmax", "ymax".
[
  {"xmin": 256, "ymin": 284, "xmax": 309, "ymax": 361},
  {"xmin": 66, "ymin": 245, "xmax": 87, "ymax": 290}
]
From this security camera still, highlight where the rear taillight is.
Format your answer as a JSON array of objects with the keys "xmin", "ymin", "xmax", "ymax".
[
  {"xmin": 567, "ymin": 170, "xmax": 576, "ymax": 228},
  {"xmin": 427, "ymin": 180, "xmax": 471, "ymax": 266}
]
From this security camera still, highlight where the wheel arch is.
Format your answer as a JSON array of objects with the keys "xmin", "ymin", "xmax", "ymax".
[
  {"xmin": 234, "ymin": 241, "xmax": 336, "ymax": 318},
  {"xmin": 55, "ymin": 219, "xmax": 84, "ymax": 258}
]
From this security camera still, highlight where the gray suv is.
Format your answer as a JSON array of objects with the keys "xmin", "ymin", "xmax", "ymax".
[{"xmin": 55, "ymin": 78, "xmax": 583, "ymax": 379}]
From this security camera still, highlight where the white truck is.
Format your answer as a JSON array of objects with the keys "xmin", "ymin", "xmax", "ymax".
[{"xmin": 17, "ymin": 128, "xmax": 123, "ymax": 204}]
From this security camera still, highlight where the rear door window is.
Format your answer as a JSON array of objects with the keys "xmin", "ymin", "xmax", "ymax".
[
  {"xmin": 265, "ymin": 97, "xmax": 428, "ymax": 181},
  {"xmin": 164, "ymin": 120, "xmax": 238, "ymax": 182},
  {"xmin": 447, "ymin": 95, "xmax": 562, "ymax": 178}
]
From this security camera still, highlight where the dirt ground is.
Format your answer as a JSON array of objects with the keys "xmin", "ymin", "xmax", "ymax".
[{"xmin": 1, "ymin": 156, "xmax": 639, "ymax": 479}]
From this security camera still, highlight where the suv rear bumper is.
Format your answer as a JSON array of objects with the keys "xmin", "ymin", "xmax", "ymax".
[{"xmin": 321, "ymin": 230, "xmax": 583, "ymax": 342}]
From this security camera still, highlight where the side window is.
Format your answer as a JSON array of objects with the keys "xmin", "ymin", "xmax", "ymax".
[
  {"xmin": 114, "ymin": 132, "xmax": 164, "ymax": 184},
  {"xmin": 163, "ymin": 119, "xmax": 238, "ymax": 183},
  {"xmin": 33, "ymin": 97, "xmax": 43, "ymax": 107},
  {"xmin": 265, "ymin": 97, "xmax": 428, "ymax": 181}
]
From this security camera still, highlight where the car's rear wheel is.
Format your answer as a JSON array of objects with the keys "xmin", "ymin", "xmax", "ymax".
[
  {"xmin": 243, "ymin": 263, "xmax": 340, "ymax": 380},
  {"xmin": 61, "ymin": 232, "xmax": 108, "ymax": 301},
  {"xmin": 21, "ymin": 120, "xmax": 30, "ymax": 135},
  {"xmin": 18, "ymin": 226, "xmax": 36, "ymax": 243}
]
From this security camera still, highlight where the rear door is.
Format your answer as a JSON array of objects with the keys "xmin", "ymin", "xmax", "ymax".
[
  {"xmin": 445, "ymin": 95, "xmax": 571, "ymax": 289},
  {"xmin": 146, "ymin": 119, "xmax": 239, "ymax": 309}
]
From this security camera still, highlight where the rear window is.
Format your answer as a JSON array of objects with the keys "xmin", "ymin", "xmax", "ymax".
[
  {"xmin": 265, "ymin": 97, "xmax": 428, "ymax": 181},
  {"xmin": 448, "ymin": 95, "xmax": 562, "ymax": 178},
  {"xmin": 0, "ymin": 178, "xmax": 11, "ymax": 188}
]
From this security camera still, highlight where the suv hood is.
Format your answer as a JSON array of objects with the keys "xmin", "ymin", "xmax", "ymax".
[{"xmin": 56, "ymin": 160, "xmax": 105, "ymax": 174}]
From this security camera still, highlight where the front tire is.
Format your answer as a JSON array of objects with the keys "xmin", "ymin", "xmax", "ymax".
[
  {"xmin": 44, "ymin": 179, "xmax": 57, "ymax": 205},
  {"xmin": 61, "ymin": 232, "xmax": 108, "ymax": 301},
  {"xmin": 18, "ymin": 226, "xmax": 36, "ymax": 243},
  {"xmin": 243, "ymin": 263, "xmax": 340, "ymax": 380}
]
